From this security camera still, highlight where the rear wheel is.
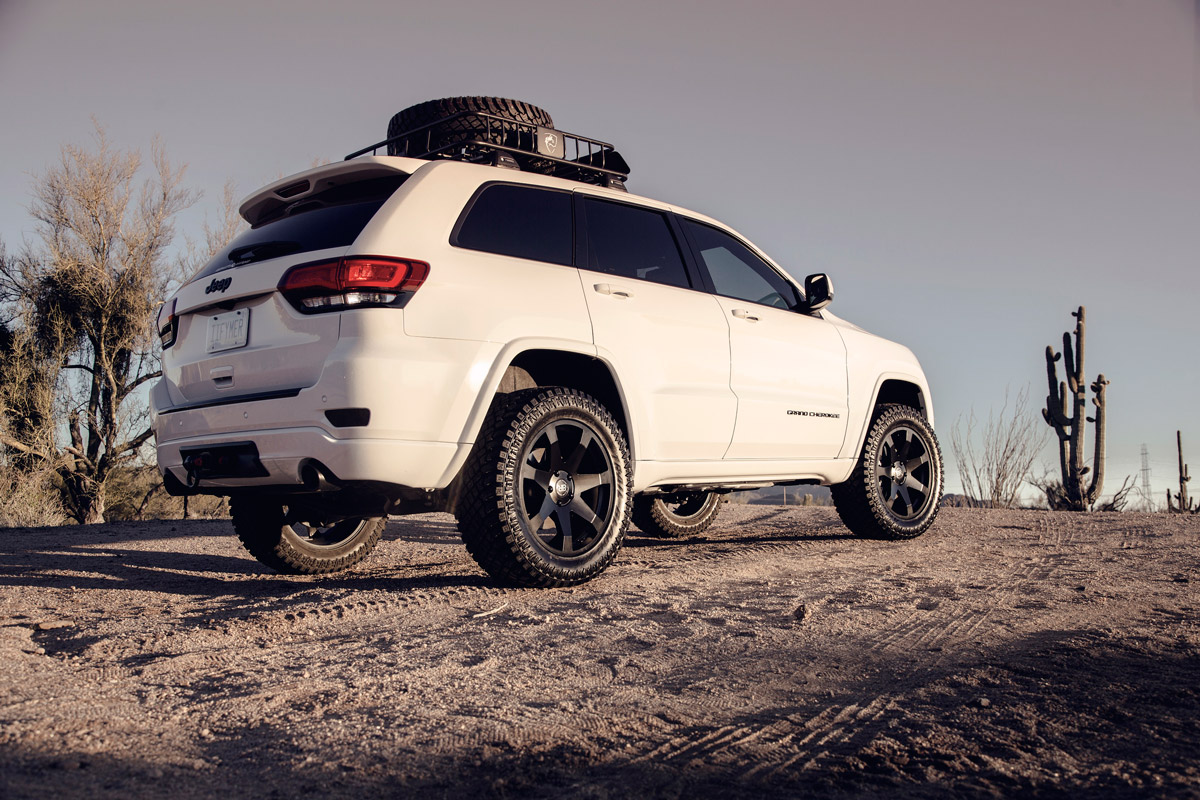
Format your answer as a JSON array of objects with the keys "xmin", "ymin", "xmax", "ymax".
[
  {"xmin": 230, "ymin": 496, "xmax": 385, "ymax": 575},
  {"xmin": 456, "ymin": 387, "xmax": 632, "ymax": 587},
  {"xmin": 831, "ymin": 404, "xmax": 943, "ymax": 540},
  {"xmin": 632, "ymin": 492, "xmax": 724, "ymax": 538}
]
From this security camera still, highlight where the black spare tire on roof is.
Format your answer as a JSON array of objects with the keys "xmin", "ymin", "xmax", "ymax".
[{"xmin": 386, "ymin": 96, "xmax": 554, "ymax": 158}]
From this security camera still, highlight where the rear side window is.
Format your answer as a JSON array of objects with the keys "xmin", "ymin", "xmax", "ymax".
[
  {"xmin": 453, "ymin": 184, "xmax": 573, "ymax": 266},
  {"xmin": 193, "ymin": 175, "xmax": 408, "ymax": 281},
  {"xmin": 582, "ymin": 198, "xmax": 690, "ymax": 289}
]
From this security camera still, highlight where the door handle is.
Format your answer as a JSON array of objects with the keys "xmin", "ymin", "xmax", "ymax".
[
  {"xmin": 594, "ymin": 283, "xmax": 634, "ymax": 299},
  {"xmin": 731, "ymin": 308, "xmax": 759, "ymax": 322}
]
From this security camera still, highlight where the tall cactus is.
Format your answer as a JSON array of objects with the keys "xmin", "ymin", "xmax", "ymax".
[
  {"xmin": 1168, "ymin": 430, "xmax": 1196, "ymax": 514},
  {"xmin": 1041, "ymin": 306, "xmax": 1108, "ymax": 511}
]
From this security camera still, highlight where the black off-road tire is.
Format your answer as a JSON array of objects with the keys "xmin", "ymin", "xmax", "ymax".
[
  {"xmin": 455, "ymin": 387, "xmax": 633, "ymax": 588},
  {"xmin": 831, "ymin": 404, "xmax": 943, "ymax": 540},
  {"xmin": 632, "ymin": 492, "xmax": 725, "ymax": 539},
  {"xmin": 229, "ymin": 496, "xmax": 385, "ymax": 575},
  {"xmin": 386, "ymin": 96, "xmax": 553, "ymax": 157}
]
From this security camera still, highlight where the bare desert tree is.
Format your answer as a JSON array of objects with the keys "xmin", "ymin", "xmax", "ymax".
[
  {"xmin": 951, "ymin": 387, "xmax": 1046, "ymax": 508},
  {"xmin": 0, "ymin": 125, "xmax": 195, "ymax": 523},
  {"xmin": 178, "ymin": 179, "xmax": 245, "ymax": 281}
]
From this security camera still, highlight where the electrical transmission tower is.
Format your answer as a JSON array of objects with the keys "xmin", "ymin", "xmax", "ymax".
[{"xmin": 1136, "ymin": 444, "xmax": 1154, "ymax": 511}]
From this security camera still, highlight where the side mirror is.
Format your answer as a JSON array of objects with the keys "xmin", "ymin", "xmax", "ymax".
[{"xmin": 804, "ymin": 273, "xmax": 834, "ymax": 312}]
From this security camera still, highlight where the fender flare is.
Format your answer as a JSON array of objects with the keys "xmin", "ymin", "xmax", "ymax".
[{"xmin": 842, "ymin": 372, "xmax": 932, "ymax": 461}]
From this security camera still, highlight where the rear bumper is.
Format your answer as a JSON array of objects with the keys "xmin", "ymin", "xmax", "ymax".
[
  {"xmin": 152, "ymin": 317, "xmax": 502, "ymax": 493},
  {"xmin": 157, "ymin": 425, "xmax": 462, "ymax": 491}
]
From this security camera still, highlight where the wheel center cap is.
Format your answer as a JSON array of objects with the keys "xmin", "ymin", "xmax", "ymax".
[
  {"xmin": 549, "ymin": 471, "xmax": 574, "ymax": 506},
  {"xmin": 891, "ymin": 461, "xmax": 906, "ymax": 481}
]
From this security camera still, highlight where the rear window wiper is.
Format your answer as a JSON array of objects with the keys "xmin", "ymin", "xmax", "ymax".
[{"xmin": 227, "ymin": 240, "xmax": 301, "ymax": 266}]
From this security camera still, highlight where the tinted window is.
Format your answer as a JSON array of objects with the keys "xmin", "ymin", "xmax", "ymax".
[
  {"xmin": 455, "ymin": 184, "xmax": 573, "ymax": 266},
  {"xmin": 684, "ymin": 220, "xmax": 799, "ymax": 309},
  {"xmin": 584, "ymin": 198, "xmax": 690, "ymax": 289},
  {"xmin": 195, "ymin": 175, "xmax": 407, "ymax": 281}
]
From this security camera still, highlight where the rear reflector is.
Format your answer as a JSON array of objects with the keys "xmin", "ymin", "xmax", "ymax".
[
  {"xmin": 278, "ymin": 256, "xmax": 429, "ymax": 313},
  {"xmin": 157, "ymin": 297, "xmax": 177, "ymax": 348},
  {"xmin": 325, "ymin": 408, "xmax": 371, "ymax": 428}
]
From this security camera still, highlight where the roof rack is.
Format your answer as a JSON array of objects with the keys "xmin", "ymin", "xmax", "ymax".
[{"xmin": 345, "ymin": 111, "xmax": 630, "ymax": 190}]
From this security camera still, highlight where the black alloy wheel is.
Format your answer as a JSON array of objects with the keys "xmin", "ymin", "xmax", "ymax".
[
  {"xmin": 632, "ymin": 491, "xmax": 725, "ymax": 538},
  {"xmin": 456, "ymin": 387, "xmax": 632, "ymax": 587},
  {"xmin": 831, "ymin": 404, "xmax": 943, "ymax": 540},
  {"xmin": 230, "ymin": 496, "xmax": 385, "ymax": 574},
  {"xmin": 873, "ymin": 424, "xmax": 936, "ymax": 522},
  {"xmin": 517, "ymin": 416, "xmax": 617, "ymax": 559}
]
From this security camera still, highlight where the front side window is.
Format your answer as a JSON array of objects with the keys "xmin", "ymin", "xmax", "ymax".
[
  {"xmin": 454, "ymin": 184, "xmax": 573, "ymax": 266},
  {"xmin": 583, "ymin": 198, "xmax": 691, "ymax": 289},
  {"xmin": 683, "ymin": 220, "xmax": 800, "ymax": 310}
]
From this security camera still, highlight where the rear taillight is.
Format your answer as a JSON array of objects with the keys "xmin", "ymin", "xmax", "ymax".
[
  {"xmin": 157, "ymin": 298, "xmax": 177, "ymax": 348},
  {"xmin": 277, "ymin": 256, "xmax": 429, "ymax": 313}
]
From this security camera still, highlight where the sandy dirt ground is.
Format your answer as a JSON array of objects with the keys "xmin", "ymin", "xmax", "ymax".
[{"xmin": 1, "ymin": 505, "xmax": 1198, "ymax": 798}]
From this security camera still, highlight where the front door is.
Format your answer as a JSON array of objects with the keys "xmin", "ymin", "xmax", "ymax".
[{"xmin": 680, "ymin": 219, "xmax": 848, "ymax": 460}]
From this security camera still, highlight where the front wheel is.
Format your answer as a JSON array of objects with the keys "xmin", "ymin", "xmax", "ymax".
[
  {"xmin": 456, "ymin": 387, "xmax": 632, "ymax": 587},
  {"xmin": 632, "ymin": 492, "xmax": 725, "ymax": 538},
  {"xmin": 230, "ymin": 497, "xmax": 385, "ymax": 575},
  {"xmin": 831, "ymin": 404, "xmax": 943, "ymax": 540}
]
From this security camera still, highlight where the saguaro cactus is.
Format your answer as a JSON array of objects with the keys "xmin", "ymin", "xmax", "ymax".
[
  {"xmin": 1041, "ymin": 306, "xmax": 1108, "ymax": 511},
  {"xmin": 1168, "ymin": 430, "xmax": 1196, "ymax": 514}
]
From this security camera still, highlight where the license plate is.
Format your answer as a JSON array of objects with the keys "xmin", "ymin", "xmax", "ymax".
[{"xmin": 206, "ymin": 309, "xmax": 249, "ymax": 353}]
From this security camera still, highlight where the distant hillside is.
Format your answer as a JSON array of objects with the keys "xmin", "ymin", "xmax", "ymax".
[{"xmin": 729, "ymin": 485, "xmax": 832, "ymax": 506}]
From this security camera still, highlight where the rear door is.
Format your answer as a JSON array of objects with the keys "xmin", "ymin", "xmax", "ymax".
[{"xmin": 576, "ymin": 194, "xmax": 736, "ymax": 462}]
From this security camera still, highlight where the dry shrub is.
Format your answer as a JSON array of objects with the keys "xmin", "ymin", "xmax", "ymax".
[
  {"xmin": 0, "ymin": 460, "xmax": 68, "ymax": 527},
  {"xmin": 951, "ymin": 387, "xmax": 1045, "ymax": 508}
]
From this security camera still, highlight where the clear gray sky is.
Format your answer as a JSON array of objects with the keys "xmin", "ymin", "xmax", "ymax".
[{"xmin": 1, "ymin": 0, "xmax": 1197, "ymax": 505}]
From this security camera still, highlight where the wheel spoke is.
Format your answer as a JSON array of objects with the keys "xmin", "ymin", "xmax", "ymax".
[
  {"xmin": 568, "ymin": 494, "xmax": 600, "ymax": 528},
  {"xmin": 902, "ymin": 474, "xmax": 927, "ymax": 495},
  {"xmin": 527, "ymin": 495, "xmax": 556, "ymax": 531},
  {"xmin": 897, "ymin": 485, "xmax": 914, "ymax": 515},
  {"xmin": 556, "ymin": 508, "xmax": 574, "ymax": 553},
  {"xmin": 574, "ymin": 469, "xmax": 611, "ymax": 494},
  {"xmin": 545, "ymin": 425, "xmax": 563, "ymax": 470},
  {"xmin": 891, "ymin": 430, "xmax": 910, "ymax": 461},
  {"xmin": 905, "ymin": 452, "xmax": 929, "ymax": 473},
  {"xmin": 521, "ymin": 463, "xmax": 551, "ymax": 488},
  {"xmin": 565, "ymin": 428, "xmax": 594, "ymax": 474}
]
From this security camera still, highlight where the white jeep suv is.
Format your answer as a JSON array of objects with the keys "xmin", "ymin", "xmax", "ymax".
[{"xmin": 152, "ymin": 97, "xmax": 942, "ymax": 587}]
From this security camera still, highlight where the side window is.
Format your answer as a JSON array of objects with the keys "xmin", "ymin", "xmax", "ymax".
[
  {"xmin": 454, "ymin": 184, "xmax": 573, "ymax": 266},
  {"xmin": 583, "ymin": 198, "xmax": 691, "ymax": 289},
  {"xmin": 683, "ymin": 220, "xmax": 800, "ymax": 309}
]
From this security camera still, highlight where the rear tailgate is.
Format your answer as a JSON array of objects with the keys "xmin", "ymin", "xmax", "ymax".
[
  {"xmin": 160, "ymin": 159, "xmax": 417, "ymax": 409},
  {"xmin": 164, "ymin": 251, "xmax": 345, "ymax": 407}
]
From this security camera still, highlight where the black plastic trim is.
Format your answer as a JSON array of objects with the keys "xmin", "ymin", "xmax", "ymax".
[{"xmin": 158, "ymin": 388, "xmax": 303, "ymax": 415}]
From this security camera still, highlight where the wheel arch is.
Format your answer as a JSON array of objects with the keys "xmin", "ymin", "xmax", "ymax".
[
  {"xmin": 841, "ymin": 374, "xmax": 933, "ymax": 461},
  {"xmin": 455, "ymin": 341, "xmax": 636, "ymax": 460}
]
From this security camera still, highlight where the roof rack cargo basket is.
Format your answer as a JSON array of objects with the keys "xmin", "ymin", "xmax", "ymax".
[{"xmin": 345, "ymin": 110, "xmax": 630, "ymax": 190}]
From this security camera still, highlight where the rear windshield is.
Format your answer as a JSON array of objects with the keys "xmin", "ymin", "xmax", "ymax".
[{"xmin": 192, "ymin": 175, "xmax": 407, "ymax": 281}]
